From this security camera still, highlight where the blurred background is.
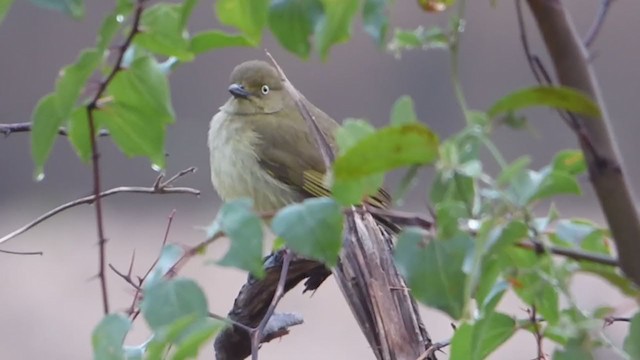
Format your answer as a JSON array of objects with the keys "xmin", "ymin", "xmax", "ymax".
[{"xmin": 1, "ymin": 1, "xmax": 638, "ymax": 359}]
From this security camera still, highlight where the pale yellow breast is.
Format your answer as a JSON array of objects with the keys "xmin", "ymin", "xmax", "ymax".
[{"xmin": 208, "ymin": 110, "xmax": 299, "ymax": 212}]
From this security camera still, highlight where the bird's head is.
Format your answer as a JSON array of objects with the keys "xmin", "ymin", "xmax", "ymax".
[{"xmin": 224, "ymin": 60, "xmax": 286, "ymax": 115}]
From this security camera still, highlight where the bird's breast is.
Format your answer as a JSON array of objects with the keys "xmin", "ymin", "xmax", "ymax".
[{"xmin": 208, "ymin": 111, "xmax": 299, "ymax": 212}]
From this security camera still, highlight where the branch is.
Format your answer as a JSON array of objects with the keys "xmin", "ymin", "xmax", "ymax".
[
  {"xmin": 526, "ymin": 0, "xmax": 640, "ymax": 287},
  {"xmin": 516, "ymin": 240, "xmax": 618, "ymax": 266},
  {"xmin": 583, "ymin": 0, "xmax": 614, "ymax": 48},
  {"xmin": 0, "ymin": 122, "xmax": 109, "ymax": 137},
  {"xmin": 0, "ymin": 168, "xmax": 199, "ymax": 246},
  {"xmin": 416, "ymin": 339, "xmax": 451, "ymax": 360}
]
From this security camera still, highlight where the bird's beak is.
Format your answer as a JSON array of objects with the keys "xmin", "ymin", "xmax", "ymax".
[{"xmin": 228, "ymin": 83, "xmax": 250, "ymax": 99}]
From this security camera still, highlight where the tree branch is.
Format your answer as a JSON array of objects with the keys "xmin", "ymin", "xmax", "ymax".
[
  {"xmin": 85, "ymin": 0, "xmax": 147, "ymax": 315},
  {"xmin": 583, "ymin": 0, "xmax": 615, "ymax": 48},
  {"xmin": 516, "ymin": 240, "xmax": 618, "ymax": 266},
  {"xmin": 0, "ymin": 122, "xmax": 109, "ymax": 137},
  {"xmin": 0, "ymin": 168, "xmax": 199, "ymax": 246},
  {"xmin": 526, "ymin": 0, "xmax": 640, "ymax": 286}
]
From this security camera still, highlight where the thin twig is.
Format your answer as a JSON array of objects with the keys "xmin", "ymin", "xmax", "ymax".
[
  {"xmin": 0, "ymin": 122, "xmax": 109, "ymax": 137},
  {"xmin": 416, "ymin": 339, "xmax": 451, "ymax": 360},
  {"xmin": 360, "ymin": 205, "xmax": 433, "ymax": 230},
  {"xmin": 583, "ymin": 0, "xmax": 614, "ymax": 48},
  {"xmin": 0, "ymin": 248, "xmax": 43, "ymax": 255},
  {"xmin": 604, "ymin": 316, "xmax": 631, "ymax": 326},
  {"xmin": 517, "ymin": 240, "xmax": 618, "ymax": 266},
  {"xmin": 528, "ymin": 306, "xmax": 547, "ymax": 360},
  {"xmin": 250, "ymin": 250, "xmax": 294, "ymax": 360},
  {"xmin": 0, "ymin": 168, "xmax": 199, "ymax": 245}
]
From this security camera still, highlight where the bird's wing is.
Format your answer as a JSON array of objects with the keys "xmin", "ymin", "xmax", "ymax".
[{"xmin": 251, "ymin": 106, "xmax": 391, "ymax": 208}]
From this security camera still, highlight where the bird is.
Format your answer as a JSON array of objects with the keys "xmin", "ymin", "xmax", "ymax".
[{"xmin": 208, "ymin": 60, "xmax": 391, "ymax": 213}]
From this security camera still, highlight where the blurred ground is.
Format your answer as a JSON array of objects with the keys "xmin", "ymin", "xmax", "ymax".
[{"xmin": 0, "ymin": 0, "xmax": 638, "ymax": 359}]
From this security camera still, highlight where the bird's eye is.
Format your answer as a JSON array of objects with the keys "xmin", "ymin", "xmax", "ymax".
[{"xmin": 261, "ymin": 85, "xmax": 270, "ymax": 95}]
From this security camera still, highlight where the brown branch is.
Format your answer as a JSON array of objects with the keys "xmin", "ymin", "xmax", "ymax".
[
  {"xmin": 250, "ymin": 250, "xmax": 293, "ymax": 360},
  {"xmin": 604, "ymin": 316, "xmax": 631, "ymax": 326},
  {"xmin": 528, "ymin": 306, "xmax": 547, "ymax": 360},
  {"xmin": 0, "ymin": 122, "xmax": 109, "ymax": 137},
  {"xmin": 416, "ymin": 339, "xmax": 450, "ymax": 360},
  {"xmin": 526, "ymin": 0, "xmax": 640, "ymax": 287},
  {"xmin": 516, "ymin": 240, "xmax": 618, "ymax": 266},
  {"xmin": 0, "ymin": 168, "xmax": 199, "ymax": 246},
  {"xmin": 583, "ymin": 0, "xmax": 614, "ymax": 48}
]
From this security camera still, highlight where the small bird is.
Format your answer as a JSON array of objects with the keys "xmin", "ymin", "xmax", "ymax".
[{"xmin": 208, "ymin": 60, "xmax": 390, "ymax": 213}]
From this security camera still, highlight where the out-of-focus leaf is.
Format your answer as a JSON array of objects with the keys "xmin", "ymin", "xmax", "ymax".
[
  {"xmin": 143, "ymin": 244, "xmax": 185, "ymax": 289},
  {"xmin": 395, "ymin": 228, "xmax": 472, "ymax": 319},
  {"xmin": 66, "ymin": 107, "xmax": 92, "ymax": 162},
  {"xmin": 488, "ymin": 86, "xmax": 601, "ymax": 119},
  {"xmin": 508, "ymin": 168, "xmax": 580, "ymax": 206},
  {"xmin": 315, "ymin": 0, "xmax": 359, "ymax": 60},
  {"xmin": 29, "ymin": 0, "xmax": 84, "ymax": 19},
  {"xmin": 190, "ymin": 30, "xmax": 252, "ymax": 55},
  {"xmin": 552, "ymin": 150, "xmax": 586, "ymax": 176},
  {"xmin": 141, "ymin": 278, "xmax": 208, "ymax": 331},
  {"xmin": 171, "ymin": 318, "xmax": 225, "ymax": 360},
  {"xmin": 31, "ymin": 95, "xmax": 65, "ymax": 179},
  {"xmin": 449, "ymin": 312, "xmax": 516, "ymax": 360},
  {"xmin": 390, "ymin": 95, "xmax": 418, "ymax": 125},
  {"xmin": 214, "ymin": 0, "xmax": 268, "ymax": 45},
  {"xmin": 0, "ymin": 0, "xmax": 14, "ymax": 25},
  {"xmin": 92, "ymin": 314, "xmax": 131, "ymax": 360},
  {"xmin": 387, "ymin": 26, "xmax": 448, "ymax": 58},
  {"xmin": 212, "ymin": 199, "xmax": 265, "ymax": 278},
  {"xmin": 272, "ymin": 197, "xmax": 343, "ymax": 266},
  {"xmin": 333, "ymin": 119, "xmax": 383, "ymax": 204},
  {"xmin": 362, "ymin": 0, "xmax": 389, "ymax": 46},
  {"xmin": 268, "ymin": 0, "xmax": 322, "ymax": 58},
  {"xmin": 624, "ymin": 312, "xmax": 640, "ymax": 359}
]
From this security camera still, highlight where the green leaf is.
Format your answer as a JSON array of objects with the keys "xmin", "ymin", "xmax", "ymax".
[
  {"xmin": 92, "ymin": 314, "xmax": 131, "ymax": 360},
  {"xmin": 55, "ymin": 49, "xmax": 101, "ymax": 114},
  {"xmin": 0, "ymin": 0, "xmax": 14, "ymax": 26},
  {"xmin": 214, "ymin": 0, "xmax": 268, "ymax": 45},
  {"xmin": 31, "ymin": 49, "xmax": 101, "ymax": 176},
  {"xmin": 624, "ymin": 312, "xmax": 640, "ymax": 359},
  {"xmin": 272, "ymin": 197, "xmax": 343, "ymax": 266},
  {"xmin": 488, "ymin": 86, "xmax": 601, "ymax": 119},
  {"xmin": 315, "ymin": 0, "xmax": 359, "ymax": 60},
  {"xmin": 390, "ymin": 95, "xmax": 418, "ymax": 125},
  {"xmin": 179, "ymin": 0, "xmax": 198, "ymax": 30},
  {"xmin": 141, "ymin": 278, "xmax": 208, "ymax": 331},
  {"xmin": 430, "ymin": 172, "xmax": 476, "ymax": 212},
  {"xmin": 31, "ymin": 94, "xmax": 65, "ymax": 178},
  {"xmin": 99, "ymin": 55, "xmax": 175, "ymax": 169},
  {"xmin": 146, "ymin": 316, "xmax": 195, "ymax": 359},
  {"xmin": 334, "ymin": 123, "xmax": 439, "ymax": 182},
  {"xmin": 395, "ymin": 228, "xmax": 472, "ymax": 319},
  {"xmin": 552, "ymin": 150, "xmax": 586, "ymax": 176},
  {"xmin": 449, "ymin": 313, "xmax": 516, "ymax": 360},
  {"xmin": 433, "ymin": 201, "xmax": 467, "ymax": 239},
  {"xmin": 29, "ymin": 0, "xmax": 84, "ymax": 19},
  {"xmin": 212, "ymin": 199, "xmax": 265, "ymax": 278},
  {"xmin": 497, "ymin": 156, "xmax": 531, "ymax": 186},
  {"xmin": 190, "ymin": 30, "xmax": 252, "ymax": 55},
  {"xmin": 508, "ymin": 169, "xmax": 580, "ymax": 206},
  {"xmin": 332, "ymin": 119, "xmax": 383, "ymax": 204},
  {"xmin": 387, "ymin": 26, "xmax": 448, "ymax": 58},
  {"xmin": 553, "ymin": 338, "xmax": 595, "ymax": 360},
  {"xmin": 143, "ymin": 244, "xmax": 185, "ymax": 289},
  {"xmin": 134, "ymin": 3, "xmax": 194, "ymax": 61},
  {"xmin": 96, "ymin": 1, "xmax": 134, "ymax": 51},
  {"xmin": 362, "ymin": 0, "xmax": 389, "ymax": 46},
  {"xmin": 268, "ymin": 0, "xmax": 322, "ymax": 58},
  {"xmin": 66, "ymin": 107, "xmax": 92, "ymax": 162},
  {"xmin": 171, "ymin": 318, "xmax": 225, "ymax": 360}
]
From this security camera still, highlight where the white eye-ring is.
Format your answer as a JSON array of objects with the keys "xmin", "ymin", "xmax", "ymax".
[{"xmin": 261, "ymin": 85, "xmax": 270, "ymax": 95}]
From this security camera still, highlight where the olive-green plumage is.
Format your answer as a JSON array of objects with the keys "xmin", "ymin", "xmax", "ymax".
[{"xmin": 208, "ymin": 60, "xmax": 389, "ymax": 212}]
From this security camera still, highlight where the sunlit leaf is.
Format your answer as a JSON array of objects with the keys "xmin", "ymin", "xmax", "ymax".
[
  {"xmin": 488, "ymin": 86, "xmax": 601, "ymax": 119},
  {"xmin": 272, "ymin": 197, "xmax": 343, "ymax": 266}
]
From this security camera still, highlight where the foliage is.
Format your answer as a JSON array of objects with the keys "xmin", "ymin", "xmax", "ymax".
[{"xmin": 4, "ymin": 0, "xmax": 638, "ymax": 359}]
